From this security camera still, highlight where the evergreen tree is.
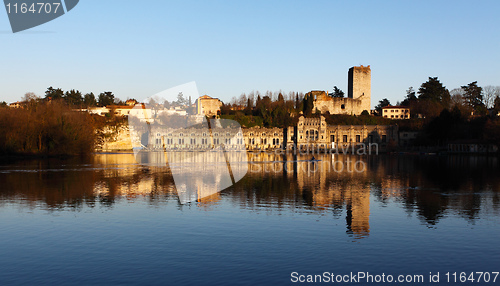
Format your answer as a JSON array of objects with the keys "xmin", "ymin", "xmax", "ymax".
[
  {"xmin": 418, "ymin": 77, "xmax": 450, "ymax": 107},
  {"xmin": 83, "ymin": 92, "xmax": 97, "ymax": 107},
  {"xmin": 98, "ymin": 92, "xmax": 115, "ymax": 106},
  {"xmin": 461, "ymin": 81, "xmax": 484, "ymax": 110},
  {"xmin": 330, "ymin": 86, "xmax": 345, "ymax": 98},
  {"xmin": 45, "ymin": 86, "xmax": 64, "ymax": 100},
  {"xmin": 278, "ymin": 93, "xmax": 284, "ymax": 102},
  {"xmin": 64, "ymin": 89, "xmax": 83, "ymax": 107},
  {"xmin": 375, "ymin": 98, "xmax": 391, "ymax": 115},
  {"xmin": 303, "ymin": 93, "xmax": 314, "ymax": 116},
  {"xmin": 401, "ymin": 87, "xmax": 417, "ymax": 106},
  {"xmin": 176, "ymin": 92, "xmax": 186, "ymax": 106}
]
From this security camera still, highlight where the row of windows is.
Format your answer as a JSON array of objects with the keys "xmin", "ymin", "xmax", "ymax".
[
  {"xmin": 384, "ymin": 115, "xmax": 409, "ymax": 119},
  {"xmin": 248, "ymin": 132, "xmax": 281, "ymax": 137},
  {"xmin": 328, "ymin": 134, "xmax": 387, "ymax": 143},
  {"xmin": 386, "ymin": 109, "xmax": 409, "ymax": 113},
  {"xmin": 298, "ymin": 122, "xmax": 324, "ymax": 126},
  {"xmin": 158, "ymin": 138, "xmax": 245, "ymax": 145},
  {"xmin": 247, "ymin": 138, "xmax": 281, "ymax": 145},
  {"xmin": 158, "ymin": 132, "xmax": 243, "ymax": 137}
]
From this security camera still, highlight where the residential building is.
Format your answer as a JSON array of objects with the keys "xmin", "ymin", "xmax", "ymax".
[{"xmin": 382, "ymin": 106, "xmax": 410, "ymax": 119}]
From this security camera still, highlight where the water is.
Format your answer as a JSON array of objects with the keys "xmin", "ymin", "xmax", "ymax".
[{"xmin": 0, "ymin": 153, "xmax": 499, "ymax": 285}]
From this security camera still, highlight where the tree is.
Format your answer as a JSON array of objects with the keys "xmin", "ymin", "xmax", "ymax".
[
  {"xmin": 449, "ymin": 88, "xmax": 471, "ymax": 116},
  {"xmin": 163, "ymin": 100, "xmax": 171, "ymax": 109},
  {"xmin": 482, "ymin": 85, "xmax": 500, "ymax": 109},
  {"xmin": 277, "ymin": 92, "xmax": 284, "ymax": 103},
  {"xmin": 114, "ymin": 98, "xmax": 125, "ymax": 105},
  {"xmin": 176, "ymin": 92, "xmax": 186, "ymax": 106},
  {"xmin": 416, "ymin": 77, "xmax": 451, "ymax": 118},
  {"xmin": 461, "ymin": 81, "xmax": 484, "ymax": 113},
  {"xmin": 375, "ymin": 98, "xmax": 391, "ymax": 115},
  {"xmin": 83, "ymin": 92, "xmax": 97, "ymax": 107},
  {"xmin": 418, "ymin": 77, "xmax": 450, "ymax": 106},
  {"xmin": 494, "ymin": 96, "xmax": 500, "ymax": 113},
  {"xmin": 64, "ymin": 89, "xmax": 83, "ymax": 107},
  {"xmin": 45, "ymin": 86, "xmax": 64, "ymax": 100},
  {"xmin": 22, "ymin": 92, "xmax": 40, "ymax": 109},
  {"xmin": 401, "ymin": 87, "xmax": 417, "ymax": 106},
  {"xmin": 302, "ymin": 93, "xmax": 314, "ymax": 116},
  {"xmin": 98, "ymin": 92, "xmax": 115, "ymax": 106},
  {"xmin": 329, "ymin": 86, "xmax": 345, "ymax": 98},
  {"xmin": 23, "ymin": 92, "xmax": 39, "ymax": 102}
]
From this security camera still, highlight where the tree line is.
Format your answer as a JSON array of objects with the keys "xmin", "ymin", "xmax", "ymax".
[
  {"xmin": 0, "ymin": 100, "xmax": 95, "ymax": 156},
  {"xmin": 371, "ymin": 77, "xmax": 500, "ymax": 147},
  {"xmin": 0, "ymin": 87, "xmax": 130, "ymax": 156},
  {"xmin": 374, "ymin": 78, "xmax": 500, "ymax": 118},
  {"xmin": 16, "ymin": 86, "xmax": 126, "ymax": 108},
  {"xmin": 220, "ymin": 87, "xmax": 390, "ymax": 128}
]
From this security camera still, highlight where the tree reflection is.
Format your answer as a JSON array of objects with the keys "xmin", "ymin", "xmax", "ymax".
[{"xmin": 1, "ymin": 153, "xmax": 500, "ymax": 238}]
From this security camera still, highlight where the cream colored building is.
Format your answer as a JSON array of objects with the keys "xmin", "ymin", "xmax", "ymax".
[
  {"xmin": 382, "ymin": 106, "xmax": 410, "ymax": 119},
  {"xmin": 137, "ymin": 115, "xmax": 397, "ymax": 152},
  {"xmin": 243, "ymin": 127, "xmax": 284, "ymax": 150},
  {"xmin": 285, "ymin": 116, "xmax": 398, "ymax": 152},
  {"xmin": 196, "ymin": 95, "xmax": 222, "ymax": 117}
]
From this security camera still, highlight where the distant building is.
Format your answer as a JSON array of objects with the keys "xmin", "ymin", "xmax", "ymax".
[
  {"xmin": 286, "ymin": 116, "xmax": 398, "ymax": 152},
  {"xmin": 108, "ymin": 105, "xmax": 135, "ymax": 117},
  {"xmin": 382, "ymin": 106, "xmax": 410, "ymax": 119},
  {"xmin": 87, "ymin": 107, "xmax": 110, "ymax": 116},
  {"xmin": 313, "ymin": 65, "xmax": 371, "ymax": 115},
  {"xmin": 196, "ymin": 95, "xmax": 222, "ymax": 117},
  {"xmin": 86, "ymin": 104, "xmax": 152, "ymax": 121},
  {"xmin": 143, "ymin": 115, "xmax": 397, "ymax": 153},
  {"xmin": 9, "ymin": 101, "xmax": 27, "ymax": 108}
]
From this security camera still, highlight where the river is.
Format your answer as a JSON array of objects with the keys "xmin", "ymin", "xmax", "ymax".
[{"xmin": 0, "ymin": 153, "xmax": 499, "ymax": 285}]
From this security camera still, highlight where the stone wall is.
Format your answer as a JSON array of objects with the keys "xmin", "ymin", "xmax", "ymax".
[
  {"xmin": 313, "ymin": 91, "xmax": 364, "ymax": 115},
  {"xmin": 196, "ymin": 95, "xmax": 222, "ymax": 116}
]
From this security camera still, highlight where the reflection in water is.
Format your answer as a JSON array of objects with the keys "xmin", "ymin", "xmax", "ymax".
[
  {"xmin": 133, "ymin": 150, "xmax": 248, "ymax": 204},
  {"xmin": 1, "ymin": 153, "xmax": 500, "ymax": 239}
]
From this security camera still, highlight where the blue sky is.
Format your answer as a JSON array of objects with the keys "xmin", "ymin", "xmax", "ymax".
[{"xmin": 1, "ymin": 0, "xmax": 499, "ymax": 107}]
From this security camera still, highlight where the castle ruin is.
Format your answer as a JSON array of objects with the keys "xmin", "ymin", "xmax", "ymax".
[{"xmin": 312, "ymin": 65, "xmax": 371, "ymax": 115}]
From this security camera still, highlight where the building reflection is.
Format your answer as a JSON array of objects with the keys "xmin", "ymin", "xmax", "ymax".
[
  {"xmin": 245, "ymin": 153, "xmax": 372, "ymax": 239},
  {"xmin": 1, "ymin": 153, "xmax": 500, "ymax": 239}
]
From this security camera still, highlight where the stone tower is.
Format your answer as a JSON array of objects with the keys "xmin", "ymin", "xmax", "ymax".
[{"xmin": 348, "ymin": 65, "xmax": 371, "ymax": 113}]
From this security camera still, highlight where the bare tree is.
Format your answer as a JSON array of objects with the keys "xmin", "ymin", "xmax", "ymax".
[
  {"xmin": 22, "ymin": 92, "xmax": 39, "ymax": 102},
  {"xmin": 450, "ymin": 88, "xmax": 464, "ymax": 106},
  {"xmin": 483, "ymin": 85, "xmax": 497, "ymax": 109},
  {"xmin": 230, "ymin": 96, "xmax": 238, "ymax": 106},
  {"xmin": 450, "ymin": 88, "xmax": 472, "ymax": 115},
  {"xmin": 238, "ymin": 93, "xmax": 247, "ymax": 106}
]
